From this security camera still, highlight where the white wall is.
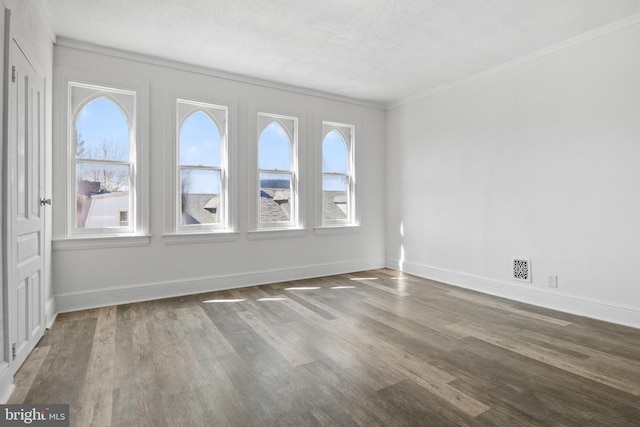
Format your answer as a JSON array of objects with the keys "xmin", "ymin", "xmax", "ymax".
[
  {"xmin": 51, "ymin": 43, "xmax": 386, "ymax": 312},
  {"xmin": 386, "ymin": 22, "xmax": 640, "ymax": 328}
]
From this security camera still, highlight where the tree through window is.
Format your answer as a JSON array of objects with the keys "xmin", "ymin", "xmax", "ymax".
[{"xmin": 74, "ymin": 95, "xmax": 133, "ymax": 230}]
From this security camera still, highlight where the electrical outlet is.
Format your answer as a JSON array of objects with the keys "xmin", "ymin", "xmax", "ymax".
[{"xmin": 548, "ymin": 275, "xmax": 558, "ymax": 288}]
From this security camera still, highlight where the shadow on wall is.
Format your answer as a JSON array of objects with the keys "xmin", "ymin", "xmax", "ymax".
[{"xmin": 400, "ymin": 221, "xmax": 405, "ymax": 271}]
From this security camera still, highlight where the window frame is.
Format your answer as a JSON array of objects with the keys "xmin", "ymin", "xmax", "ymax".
[
  {"xmin": 175, "ymin": 99, "xmax": 229, "ymax": 234},
  {"xmin": 118, "ymin": 209, "xmax": 129, "ymax": 226},
  {"xmin": 66, "ymin": 81, "xmax": 141, "ymax": 237},
  {"xmin": 256, "ymin": 112, "xmax": 299, "ymax": 230},
  {"xmin": 320, "ymin": 121, "xmax": 356, "ymax": 227}
]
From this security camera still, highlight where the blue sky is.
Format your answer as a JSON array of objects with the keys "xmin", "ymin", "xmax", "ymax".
[
  {"xmin": 180, "ymin": 111, "xmax": 222, "ymax": 194},
  {"xmin": 259, "ymin": 122, "xmax": 291, "ymax": 170},
  {"xmin": 77, "ymin": 99, "xmax": 349, "ymax": 194},
  {"xmin": 322, "ymin": 130, "xmax": 349, "ymax": 192},
  {"xmin": 322, "ymin": 130, "xmax": 348, "ymax": 174},
  {"xmin": 180, "ymin": 111, "xmax": 221, "ymax": 167},
  {"xmin": 76, "ymin": 97, "xmax": 129, "ymax": 160}
]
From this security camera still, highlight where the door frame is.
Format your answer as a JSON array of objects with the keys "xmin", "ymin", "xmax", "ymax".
[{"xmin": 0, "ymin": 6, "xmax": 11, "ymax": 402}]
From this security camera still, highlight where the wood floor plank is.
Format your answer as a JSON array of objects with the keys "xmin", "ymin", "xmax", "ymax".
[
  {"xmin": 446, "ymin": 336, "xmax": 640, "ymax": 426},
  {"xmin": 447, "ymin": 321, "xmax": 640, "ymax": 396},
  {"xmin": 10, "ymin": 269, "xmax": 640, "ymax": 426},
  {"xmin": 197, "ymin": 356, "xmax": 256, "ymax": 426},
  {"xmin": 311, "ymin": 401, "xmax": 386, "ymax": 427},
  {"xmin": 75, "ymin": 306, "xmax": 117, "ymax": 427},
  {"xmin": 22, "ymin": 318, "xmax": 98, "ymax": 425},
  {"xmin": 237, "ymin": 310, "xmax": 323, "ymax": 366},
  {"xmin": 343, "ymin": 273, "xmax": 410, "ymax": 297},
  {"xmin": 278, "ymin": 291, "xmax": 338, "ymax": 320},
  {"xmin": 174, "ymin": 305, "xmax": 236, "ymax": 360},
  {"xmin": 8, "ymin": 345, "xmax": 50, "ymax": 404},
  {"xmin": 112, "ymin": 318, "xmax": 135, "ymax": 389},
  {"xmin": 216, "ymin": 352, "xmax": 281, "ymax": 422},
  {"xmin": 301, "ymin": 357, "xmax": 379, "ymax": 406},
  {"xmin": 146, "ymin": 316, "xmax": 208, "ymax": 396},
  {"xmin": 446, "ymin": 290, "xmax": 573, "ymax": 326},
  {"xmin": 277, "ymin": 294, "xmax": 336, "ymax": 322},
  {"xmin": 111, "ymin": 384, "xmax": 166, "ymax": 427},
  {"xmin": 282, "ymin": 290, "xmax": 346, "ymax": 320},
  {"xmin": 437, "ymin": 338, "xmax": 595, "ymax": 425},
  {"xmin": 162, "ymin": 384, "xmax": 231, "ymax": 427},
  {"xmin": 522, "ymin": 328, "xmax": 640, "ymax": 374},
  {"xmin": 321, "ymin": 317, "xmax": 490, "ymax": 418},
  {"xmin": 359, "ymin": 299, "xmax": 460, "ymax": 351},
  {"xmin": 364, "ymin": 379, "xmax": 480, "ymax": 427}
]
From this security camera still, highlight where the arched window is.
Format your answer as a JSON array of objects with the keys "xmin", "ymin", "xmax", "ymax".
[
  {"xmin": 257, "ymin": 113, "xmax": 297, "ymax": 227},
  {"xmin": 73, "ymin": 91, "xmax": 134, "ymax": 231},
  {"xmin": 176, "ymin": 99, "xmax": 228, "ymax": 231},
  {"xmin": 322, "ymin": 122, "xmax": 354, "ymax": 224}
]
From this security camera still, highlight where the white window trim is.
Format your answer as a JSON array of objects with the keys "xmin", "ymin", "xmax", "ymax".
[
  {"xmin": 163, "ymin": 92, "xmax": 238, "ymax": 243},
  {"xmin": 313, "ymin": 225, "xmax": 360, "ymax": 236},
  {"xmin": 249, "ymin": 106, "xmax": 306, "ymax": 233},
  {"xmin": 247, "ymin": 228, "xmax": 307, "ymax": 240},
  {"xmin": 57, "ymin": 74, "xmax": 149, "ymax": 247},
  {"xmin": 162, "ymin": 231, "xmax": 240, "ymax": 245},
  {"xmin": 318, "ymin": 120, "xmax": 357, "ymax": 228},
  {"xmin": 52, "ymin": 235, "xmax": 151, "ymax": 251},
  {"xmin": 68, "ymin": 82, "xmax": 136, "ymax": 236},
  {"xmin": 175, "ymin": 98, "xmax": 229, "ymax": 233}
]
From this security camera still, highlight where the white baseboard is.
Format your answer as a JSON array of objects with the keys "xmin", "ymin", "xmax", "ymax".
[
  {"xmin": 54, "ymin": 258, "xmax": 385, "ymax": 314},
  {"xmin": 386, "ymin": 258, "xmax": 640, "ymax": 329}
]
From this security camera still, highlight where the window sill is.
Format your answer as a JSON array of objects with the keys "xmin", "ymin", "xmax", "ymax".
[
  {"xmin": 52, "ymin": 235, "xmax": 151, "ymax": 251},
  {"xmin": 314, "ymin": 224, "xmax": 360, "ymax": 236},
  {"xmin": 163, "ymin": 231, "xmax": 240, "ymax": 245},
  {"xmin": 247, "ymin": 228, "xmax": 308, "ymax": 240}
]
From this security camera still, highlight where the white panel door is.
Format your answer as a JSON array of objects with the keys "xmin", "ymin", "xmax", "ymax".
[{"xmin": 6, "ymin": 39, "xmax": 46, "ymax": 371}]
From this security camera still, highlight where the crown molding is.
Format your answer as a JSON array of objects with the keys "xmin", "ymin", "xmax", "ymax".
[{"xmin": 55, "ymin": 37, "xmax": 385, "ymax": 110}]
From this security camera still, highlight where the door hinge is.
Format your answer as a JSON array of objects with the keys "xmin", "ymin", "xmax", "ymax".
[
  {"xmin": 11, "ymin": 65, "xmax": 15, "ymax": 83},
  {"xmin": 12, "ymin": 343, "xmax": 16, "ymax": 360}
]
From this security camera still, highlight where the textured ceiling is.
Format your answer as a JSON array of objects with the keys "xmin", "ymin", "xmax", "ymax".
[{"xmin": 41, "ymin": 0, "xmax": 640, "ymax": 105}]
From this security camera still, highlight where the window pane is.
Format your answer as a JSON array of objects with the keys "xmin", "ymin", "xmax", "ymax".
[
  {"xmin": 260, "ymin": 172, "xmax": 291, "ymax": 223},
  {"xmin": 259, "ymin": 122, "xmax": 291, "ymax": 170},
  {"xmin": 76, "ymin": 162, "xmax": 130, "ymax": 228},
  {"xmin": 76, "ymin": 97, "xmax": 129, "ymax": 161},
  {"xmin": 322, "ymin": 130, "xmax": 348, "ymax": 174},
  {"xmin": 323, "ymin": 174, "xmax": 348, "ymax": 220},
  {"xmin": 180, "ymin": 111, "xmax": 221, "ymax": 167},
  {"xmin": 180, "ymin": 169, "xmax": 221, "ymax": 225}
]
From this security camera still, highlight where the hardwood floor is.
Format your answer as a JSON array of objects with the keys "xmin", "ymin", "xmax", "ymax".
[{"xmin": 10, "ymin": 269, "xmax": 640, "ymax": 426}]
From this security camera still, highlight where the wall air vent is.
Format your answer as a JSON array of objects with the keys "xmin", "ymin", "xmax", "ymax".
[{"xmin": 512, "ymin": 257, "xmax": 531, "ymax": 282}]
